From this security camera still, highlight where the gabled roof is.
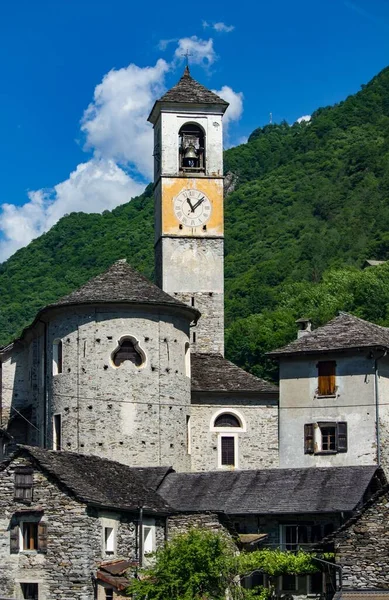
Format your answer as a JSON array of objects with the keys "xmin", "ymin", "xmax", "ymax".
[
  {"xmin": 18, "ymin": 446, "xmax": 171, "ymax": 514},
  {"xmin": 191, "ymin": 353, "xmax": 278, "ymax": 394},
  {"xmin": 268, "ymin": 312, "xmax": 389, "ymax": 357},
  {"xmin": 157, "ymin": 465, "xmax": 380, "ymax": 515},
  {"xmin": 148, "ymin": 67, "xmax": 228, "ymax": 123}
]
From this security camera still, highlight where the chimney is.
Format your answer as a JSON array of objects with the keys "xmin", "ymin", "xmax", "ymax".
[{"xmin": 295, "ymin": 318, "xmax": 312, "ymax": 339}]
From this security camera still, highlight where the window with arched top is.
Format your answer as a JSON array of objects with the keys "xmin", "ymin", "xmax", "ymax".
[
  {"xmin": 111, "ymin": 336, "xmax": 146, "ymax": 368},
  {"xmin": 179, "ymin": 123, "xmax": 205, "ymax": 172},
  {"xmin": 211, "ymin": 410, "xmax": 246, "ymax": 470},
  {"xmin": 214, "ymin": 414, "xmax": 241, "ymax": 428},
  {"xmin": 53, "ymin": 339, "xmax": 63, "ymax": 376}
]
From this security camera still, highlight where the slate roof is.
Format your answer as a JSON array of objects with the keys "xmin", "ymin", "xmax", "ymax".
[
  {"xmin": 268, "ymin": 312, "xmax": 389, "ymax": 357},
  {"xmin": 20, "ymin": 446, "xmax": 171, "ymax": 514},
  {"xmin": 334, "ymin": 591, "xmax": 389, "ymax": 600},
  {"xmin": 158, "ymin": 66, "xmax": 228, "ymax": 106},
  {"xmin": 157, "ymin": 465, "xmax": 379, "ymax": 514},
  {"xmin": 191, "ymin": 353, "xmax": 278, "ymax": 394},
  {"xmin": 49, "ymin": 259, "xmax": 197, "ymax": 316}
]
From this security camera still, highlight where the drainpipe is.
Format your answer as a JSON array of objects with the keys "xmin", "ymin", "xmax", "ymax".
[{"xmin": 374, "ymin": 349, "xmax": 387, "ymax": 467}]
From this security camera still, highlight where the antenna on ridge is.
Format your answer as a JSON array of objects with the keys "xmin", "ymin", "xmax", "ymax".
[{"xmin": 269, "ymin": 112, "xmax": 273, "ymax": 124}]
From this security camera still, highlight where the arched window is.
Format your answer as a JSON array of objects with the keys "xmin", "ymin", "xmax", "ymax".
[
  {"xmin": 53, "ymin": 339, "xmax": 63, "ymax": 376},
  {"xmin": 211, "ymin": 410, "xmax": 246, "ymax": 470},
  {"xmin": 185, "ymin": 342, "xmax": 190, "ymax": 378},
  {"xmin": 179, "ymin": 123, "xmax": 205, "ymax": 172},
  {"xmin": 214, "ymin": 414, "xmax": 241, "ymax": 428},
  {"xmin": 111, "ymin": 336, "xmax": 146, "ymax": 368}
]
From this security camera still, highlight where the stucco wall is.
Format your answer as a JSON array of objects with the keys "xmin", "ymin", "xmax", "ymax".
[
  {"xmin": 190, "ymin": 394, "xmax": 278, "ymax": 471},
  {"xmin": 279, "ymin": 353, "xmax": 377, "ymax": 468}
]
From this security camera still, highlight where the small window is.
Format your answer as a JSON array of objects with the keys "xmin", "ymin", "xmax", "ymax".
[
  {"xmin": 304, "ymin": 422, "xmax": 348, "ymax": 454},
  {"xmin": 21, "ymin": 522, "xmax": 38, "ymax": 551},
  {"xmin": 15, "ymin": 467, "xmax": 33, "ymax": 502},
  {"xmin": 112, "ymin": 336, "xmax": 145, "ymax": 368},
  {"xmin": 281, "ymin": 524, "xmax": 308, "ymax": 551},
  {"xmin": 221, "ymin": 436, "xmax": 235, "ymax": 466},
  {"xmin": 105, "ymin": 589, "xmax": 114, "ymax": 600},
  {"xmin": 185, "ymin": 342, "xmax": 190, "ymax": 377},
  {"xmin": 53, "ymin": 414, "xmax": 62, "ymax": 451},
  {"xmin": 142, "ymin": 519, "xmax": 156, "ymax": 565},
  {"xmin": 53, "ymin": 339, "xmax": 63, "ymax": 375},
  {"xmin": 317, "ymin": 361, "xmax": 336, "ymax": 395},
  {"xmin": 281, "ymin": 574, "xmax": 297, "ymax": 592},
  {"xmin": 104, "ymin": 527, "xmax": 115, "ymax": 555},
  {"xmin": 308, "ymin": 572, "xmax": 323, "ymax": 594},
  {"xmin": 215, "ymin": 414, "xmax": 241, "ymax": 428},
  {"xmin": 186, "ymin": 415, "xmax": 191, "ymax": 455},
  {"xmin": 21, "ymin": 583, "xmax": 39, "ymax": 600}
]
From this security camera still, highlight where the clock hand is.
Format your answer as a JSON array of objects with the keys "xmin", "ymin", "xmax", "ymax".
[
  {"xmin": 186, "ymin": 198, "xmax": 195, "ymax": 213},
  {"xmin": 192, "ymin": 197, "xmax": 205, "ymax": 211}
]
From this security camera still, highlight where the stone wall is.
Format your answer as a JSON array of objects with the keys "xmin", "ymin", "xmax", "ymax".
[
  {"xmin": 0, "ymin": 454, "xmax": 165, "ymax": 600},
  {"xmin": 190, "ymin": 394, "xmax": 279, "ymax": 471},
  {"xmin": 334, "ymin": 489, "xmax": 389, "ymax": 588}
]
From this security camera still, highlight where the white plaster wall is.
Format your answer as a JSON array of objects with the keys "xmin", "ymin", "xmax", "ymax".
[
  {"xmin": 279, "ymin": 353, "xmax": 377, "ymax": 468},
  {"xmin": 156, "ymin": 110, "xmax": 224, "ymax": 177}
]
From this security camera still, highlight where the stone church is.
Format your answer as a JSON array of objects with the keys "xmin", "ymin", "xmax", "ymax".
[{"xmin": 1, "ymin": 67, "xmax": 389, "ymax": 600}]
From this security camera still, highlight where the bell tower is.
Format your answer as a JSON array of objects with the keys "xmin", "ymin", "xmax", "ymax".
[{"xmin": 148, "ymin": 67, "xmax": 228, "ymax": 355}]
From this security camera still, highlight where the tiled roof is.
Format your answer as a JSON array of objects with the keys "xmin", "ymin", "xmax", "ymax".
[
  {"xmin": 191, "ymin": 353, "xmax": 278, "ymax": 394},
  {"xmin": 268, "ymin": 312, "xmax": 389, "ymax": 357},
  {"xmin": 333, "ymin": 591, "xmax": 389, "ymax": 600},
  {"xmin": 21, "ymin": 446, "xmax": 171, "ymax": 514},
  {"xmin": 158, "ymin": 66, "xmax": 229, "ymax": 105},
  {"xmin": 157, "ymin": 465, "xmax": 379, "ymax": 514},
  {"xmin": 51, "ymin": 259, "xmax": 197, "ymax": 315}
]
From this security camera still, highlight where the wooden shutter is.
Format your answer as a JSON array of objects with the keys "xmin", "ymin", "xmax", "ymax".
[
  {"xmin": 304, "ymin": 424, "xmax": 314, "ymax": 454},
  {"xmin": 38, "ymin": 521, "xmax": 48, "ymax": 553},
  {"xmin": 10, "ymin": 522, "xmax": 19, "ymax": 554},
  {"xmin": 318, "ymin": 361, "xmax": 336, "ymax": 395},
  {"xmin": 337, "ymin": 422, "xmax": 348, "ymax": 453}
]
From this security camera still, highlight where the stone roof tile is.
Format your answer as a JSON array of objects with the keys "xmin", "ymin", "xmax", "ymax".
[
  {"xmin": 191, "ymin": 353, "xmax": 278, "ymax": 394},
  {"xmin": 158, "ymin": 465, "xmax": 379, "ymax": 514},
  {"xmin": 268, "ymin": 312, "xmax": 389, "ymax": 357},
  {"xmin": 158, "ymin": 66, "xmax": 229, "ymax": 105}
]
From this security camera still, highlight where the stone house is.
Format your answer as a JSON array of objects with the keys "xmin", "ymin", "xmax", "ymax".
[
  {"xmin": 0, "ymin": 445, "xmax": 171, "ymax": 600},
  {"xmin": 269, "ymin": 312, "xmax": 389, "ymax": 473}
]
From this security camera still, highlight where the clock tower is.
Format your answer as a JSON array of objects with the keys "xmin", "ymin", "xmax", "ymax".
[{"xmin": 148, "ymin": 67, "xmax": 228, "ymax": 355}]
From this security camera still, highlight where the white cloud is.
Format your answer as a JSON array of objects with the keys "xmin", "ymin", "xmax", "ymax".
[
  {"xmin": 213, "ymin": 22, "xmax": 235, "ymax": 33},
  {"xmin": 158, "ymin": 38, "xmax": 177, "ymax": 51},
  {"xmin": 0, "ymin": 159, "xmax": 144, "ymax": 262},
  {"xmin": 0, "ymin": 41, "xmax": 244, "ymax": 262},
  {"xmin": 213, "ymin": 85, "xmax": 244, "ymax": 147},
  {"xmin": 174, "ymin": 36, "xmax": 216, "ymax": 67},
  {"xmin": 296, "ymin": 114, "xmax": 311, "ymax": 124}
]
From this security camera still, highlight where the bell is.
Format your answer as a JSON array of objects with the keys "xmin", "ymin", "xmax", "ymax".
[{"xmin": 184, "ymin": 144, "xmax": 197, "ymax": 160}]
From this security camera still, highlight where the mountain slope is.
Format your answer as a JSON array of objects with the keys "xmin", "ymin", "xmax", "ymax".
[{"xmin": 2, "ymin": 66, "xmax": 389, "ymax": 380}]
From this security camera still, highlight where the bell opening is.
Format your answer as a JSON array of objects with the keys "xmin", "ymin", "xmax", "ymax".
[{"xmin": 179, "ymin": 123, "xmax": 205, "ymax": 173}]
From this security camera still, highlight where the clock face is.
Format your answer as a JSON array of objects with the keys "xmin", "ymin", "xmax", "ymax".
[{"xmin": 173, "ymin": 189, "xmax": 212, "ymax": 227}]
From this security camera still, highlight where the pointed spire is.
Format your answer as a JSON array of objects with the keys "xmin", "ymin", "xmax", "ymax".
[{"xmin": 183, "ymin": 65, "xmax": 190, "ymax": 77}]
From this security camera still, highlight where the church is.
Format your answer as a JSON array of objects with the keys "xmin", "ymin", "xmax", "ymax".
[{"xmin": 1, "ymin": 67, "xmax": 389, "ymax": 600}]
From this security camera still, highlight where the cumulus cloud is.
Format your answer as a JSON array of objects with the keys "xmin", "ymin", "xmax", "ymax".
[
  {"xmin": 202, "ymin": 21, "xmax": 234, "ymax": 33},
  {"xmin": 174, "ymin": 36, "xmax": 216, "ymax": 67},
  {"xmin": 296, "ymin": 114, "xmax": 311, "ymax": 124},
  {"xmin": 0, "ymin": 39, "xmax": 243, "ymax": 262},
  {"xmin": 0, "ymin": 159, "xmax": 144, "ymax": 262}
]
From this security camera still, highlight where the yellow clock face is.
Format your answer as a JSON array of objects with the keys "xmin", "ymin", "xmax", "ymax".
[{"xmin": 173, "ymin": 189, "xmax": 212, "ymax": 227}]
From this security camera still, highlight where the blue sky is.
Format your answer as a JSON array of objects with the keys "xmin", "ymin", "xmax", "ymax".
[{"xmin": 0, "ymin": 0, "xmax": 389, "ymax": 261}]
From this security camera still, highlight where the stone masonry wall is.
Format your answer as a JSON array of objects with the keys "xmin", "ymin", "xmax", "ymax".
[
  {"xmin": 0, "ymin": 454, "xmax": 165, "ymax": 600},
  {"xmin": 334, "ymin": 490, "xmax": 389, "ymax": 588},
  {"xmin": 190, "ymin": 395, "xmax": 279, "ymax": 471}
]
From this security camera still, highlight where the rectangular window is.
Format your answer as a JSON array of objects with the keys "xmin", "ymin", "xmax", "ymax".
[
  {"xmin": 105, "ymin": 589, "xmax": 114, "ymax": 600},
  {"xmin": 53, "ymin": 414, "xmax": 62, "ymax": 451},
  {"xmin": 142, "ymin": 519, "xmax": 156, "ymax": 566},
  {"xmin": 280, "ymin": 525, "xmax": 308, "ymax": 551},
  {"xmin": 104, "ymin": 527, "xmax": 115, "ymax": 555},
  {"xmin": 14, "ymin": 467, "xmax": 33, "ymax": 502},
  {"xmin": 304, "ymin": 422, "xmax": 348, "ymax": 454},
  {"xmin": 221, "ymin": 436, "xmax": 235, "ymax": 466},
  {"xmin": 281, "ymin": 574, "xmax": 297, "ymax": 592},
  {"xmin": 21, "ymin": 583, "xmax": 39, "ymax": 600},
  {"xmin": 317, "ymin": 361, "xmax": 336, "ymax": 396},
  {"xmin": 308, "ymin": 572, "xmax": 323, "ymax": 595},
  {"xmin": 186, "ymin": 415, "xmax": 191, "ymax": 455},
  {"xmin": 21, "ymin": 522, "xmax": 38, "ymax": 551}
]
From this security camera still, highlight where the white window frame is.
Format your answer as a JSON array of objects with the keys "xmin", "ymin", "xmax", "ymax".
[
  {"xmin": 217, "ymin": 433, "xmax": 239, "ymax": 469},
  {"xmin": 104, "ymin": 526, "xmax": 115, "ymax": 555},
  {"xmin": 185, "ymin": 342, "xmax": 191, "ymax": 377},
  {"xmin": 210, "ymin": 408, "xmax": 247, "ymax": 432},
  {"xmin": 52, "ymin": 339, "xmax": 62, "ymax": 376},
  {"xmin": 142, "ymin": 518, "xmax": 156, "ymax": 565},
  {"xmin": 186, "ymin": 415, "xmax": 191, "ymax": 455}
]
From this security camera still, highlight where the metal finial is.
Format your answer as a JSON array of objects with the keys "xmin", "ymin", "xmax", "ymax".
[{"xmin": 181, "ymin": 50, "xmax": 193, "ymax": 69}]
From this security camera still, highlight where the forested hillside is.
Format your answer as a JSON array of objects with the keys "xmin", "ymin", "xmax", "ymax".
[{"xmin": 2, "ymin": 66, "xmax": 389, "ymax": 380}]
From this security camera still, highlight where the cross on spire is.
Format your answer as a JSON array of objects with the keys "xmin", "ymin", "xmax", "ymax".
[{"xmin": 181, "ymin": 50, "xmax": 193, "ymax": 68}]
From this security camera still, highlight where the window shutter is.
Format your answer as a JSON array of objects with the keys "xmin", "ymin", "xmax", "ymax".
[
  {"xmin": 337, "ymin": 422, "xmax": 348, "ymax": 453},
  {"xmin": 318, "ymin": 361, "xmax": 336, "ymax": 395},
  {"xmin": 10, "ymin": 523, "xmax": 19, "ymax": 554},
  {"xmin": 304, "ymin": 424, "xmax": 314, "ymax": 454},
  {"xmin": 38, "ymin": 521, "xmax": 48, "ymax": 553}
]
